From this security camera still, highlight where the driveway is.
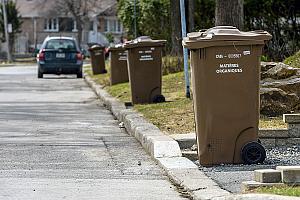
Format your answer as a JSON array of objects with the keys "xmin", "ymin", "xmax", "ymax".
[{"xmin": 0, "ymin": 65, "xmax": 186, "ymax": 200}]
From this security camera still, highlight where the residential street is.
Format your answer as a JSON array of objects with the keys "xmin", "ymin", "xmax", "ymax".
[{"xmin": 0, "ymin": 65, "xmax": 185, "ymax": 200}]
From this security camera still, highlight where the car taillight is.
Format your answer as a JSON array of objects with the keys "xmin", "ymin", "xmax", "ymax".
[
  {"xmin": 76, "ymin": 52, "xmax": 83, "ymax": 61},
  {"xmin": 38, "ymin": 50, "xmax": 45, "ymax": 61}
]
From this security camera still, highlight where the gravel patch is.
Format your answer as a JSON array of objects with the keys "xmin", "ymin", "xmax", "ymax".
[{"xmin": 195, "ymin": 146, "xmax": 300, "ymax": 193}]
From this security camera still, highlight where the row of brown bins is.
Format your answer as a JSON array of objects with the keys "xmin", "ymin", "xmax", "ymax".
[
  {"xmin": 89, "ymin": 36, "xmax": 166, "ymax": 105},
  {"xmin": 90, "ymin": 26, "xmax": 273, "ymax": 166}
]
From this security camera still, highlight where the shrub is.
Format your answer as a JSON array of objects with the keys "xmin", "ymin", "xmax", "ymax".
[
  {"xmin": 162, "ymin": 56, "xmax": 184, "ymax": 75},
  {"xmin": 284, "ymin": 51, "xmax": 300, "ymax": 68}
]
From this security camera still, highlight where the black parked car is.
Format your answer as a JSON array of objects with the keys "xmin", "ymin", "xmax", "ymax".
[{"xmin": 37, "ymin": 36, "xmax": 83, "ymax": 78}]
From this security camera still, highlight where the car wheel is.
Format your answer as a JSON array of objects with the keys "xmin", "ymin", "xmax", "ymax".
[
  {"xmin": 38, "ymin": 70, "xmax": 43, "ymax": 78},
  {"xmin": 77, "ymin": 71, "xmax": 83, "ymax": 78},
  {"xmin": 241, "ymin": 141, "xmax": 266, "ymax": 164}
]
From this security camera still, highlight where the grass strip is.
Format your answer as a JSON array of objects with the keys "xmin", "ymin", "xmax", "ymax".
[{"xmin": 253, "ymin": 186, "xmax": 300, "ymax": 197}]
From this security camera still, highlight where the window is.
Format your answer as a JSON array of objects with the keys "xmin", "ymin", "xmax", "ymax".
[
  {"xmin": 45, "ymin": 39, "xmax": 76, "ymax": 50},
  {"xmin": 44, "ymin": 18, "xmax": 59, "ymax": 32},
  {"xmin": 89, "ymin": 21, "xmax": 94, "ymax": 31},
  {"xmin": 59, "ymin": 18, "xmax": 77, "ymax": 32},
  {"xmin": 104, "ymin": 18, "xmax": 123, "ymax": 33}
]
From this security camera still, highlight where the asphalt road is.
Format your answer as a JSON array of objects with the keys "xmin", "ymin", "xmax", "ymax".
[{"xmin": 0, "ymin": 65, "xmax": 186, "ymax": 200}]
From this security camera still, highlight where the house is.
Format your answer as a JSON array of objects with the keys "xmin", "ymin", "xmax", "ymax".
[{"xmin": 13, "ymin": 0, "xmax": 125, "ymax": 53}]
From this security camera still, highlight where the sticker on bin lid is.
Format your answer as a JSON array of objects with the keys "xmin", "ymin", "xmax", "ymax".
[{"xmin": 243, "ymin": 50, "xmax": 251, "ymax": 55}]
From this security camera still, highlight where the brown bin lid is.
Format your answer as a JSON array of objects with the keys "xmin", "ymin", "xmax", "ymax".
[
  {"xmin": 89, "ymin": 45, "xmax": 105, "ymax": 51},
  {"xmin": 183, "ymin": 26, "xmax": 272, "ymax": 49},
  {"xmin": 124, "ymin": 36, "xmax": 166, "ymax": 49},
  {"xmin": 108, "ymin": 44, "xmax": 125, "ymax": 51}
]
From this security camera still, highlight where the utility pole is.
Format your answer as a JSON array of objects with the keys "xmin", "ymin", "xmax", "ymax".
[
  {"xmin": 179, "ymin": 0, "xmax": 190, "ymax": 98},
  {"xmin": 2, "ymin": 0, "xmax": 12, "ymax": 62}
]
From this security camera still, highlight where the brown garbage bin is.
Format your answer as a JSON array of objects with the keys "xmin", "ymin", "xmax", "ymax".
[
  {"xmin": 124, "ymin": 36, "xmax": 166, "ymax": 104},
  {"xmin": 109, "ymin": 45, "xmax": 129, "ymax": 85},
  {"xmin": 89, "ymin": 45, "xmax": 106, "ymax": 75},
  {"xmin": 182, "ymin": 26, "xmax": 272, "ymax": 166}
]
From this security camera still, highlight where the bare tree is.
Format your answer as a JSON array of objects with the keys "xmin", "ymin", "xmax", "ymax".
[
  {"xmin": 215, "ymin": 0, "xmax": 244, "ymax": 30},
  {"xmin": 55, "ymin": 0, "xmax": 98, "ymax": 45}
]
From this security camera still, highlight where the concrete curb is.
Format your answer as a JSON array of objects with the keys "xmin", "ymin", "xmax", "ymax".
[
  {"xmin": 83, "ymin": 73, "xmax": 296, "ymax": 200},
  {"xmin": 84, "ymin": 75, "xmax": 182, "ymax": 158}
]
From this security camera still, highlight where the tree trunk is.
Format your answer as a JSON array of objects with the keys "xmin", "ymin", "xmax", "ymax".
[
  {"xmin": 76, "ymin": 18, "xmax": 83, "ymax": 48},
  {"xmin": 187, "ymin": 0, "xmax": 194, "ymax": 32},
  {"xmin": 170, "ymin": 0, "xmax": 182, "ymax": 56},
  {"xmin": 215, "ymin": 0, "xmax": 244, "ymax": 30}
]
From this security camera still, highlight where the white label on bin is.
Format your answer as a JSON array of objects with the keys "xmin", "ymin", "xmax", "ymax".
[
  {"xmin": 216, "ymin": 54, "xmax": 224, "ymax": 59},
  {"xmin": 139, "ymin": 48, "xmax": 154, "ymax": 61},
  {"xmin": 118, "ymin": 52, "xmax": 127, "ymax": 61},
  {"xmin": 216, "ymin": 63, "xmax": 243, "ymax": 74},
  {"xmin": 228, "ymin": 53, "xmax": 242, "ymax": 59},
  {"xmin": 216, "ymin": 53, "xmax": 243, "ymax": 59},
  {"xmin": 119, "ymin": 56, "xmax": 127, "ymax": 61},
  {"xmin": 140, "ymin": 55, "xmax": 153, "ymax": 61}
]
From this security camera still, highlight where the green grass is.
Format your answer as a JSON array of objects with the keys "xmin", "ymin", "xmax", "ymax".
[
  {"xmin": 135, "ymin": 98, "xmax": 195, "ymax": 134},
  {"xmin": 259, "ymin": 116, "xmax": 287, "ymax": 129},
  {"xmin": 253, "ymin": 186, "xmax": 300, "ymax": 197},
  {"xmin": 84, "ymin": 62, "xmax": 111, "ymax": 87},
  {"xmin": 107, "ymin": 82, "xmax": 131, "ymax": 102},
  {"xmin": 284, "ymin": 51, "xmax": 300, "ymax": 68},
  {"xmin": 134, "ymin": 71, "xmax": 195, "ymax": 134},
  {"xmin": 85, "ymin": 65, "xmax": 287, "ymax": 134}
]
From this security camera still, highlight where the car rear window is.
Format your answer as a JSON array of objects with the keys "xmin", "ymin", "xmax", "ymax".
[{"xmin": 45, "ymin": 39, "xmax": 76, "ymax": 51}]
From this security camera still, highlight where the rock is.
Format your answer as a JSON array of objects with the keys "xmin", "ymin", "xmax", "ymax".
[
  {"xmin": 259, "ymin": 62, "xmax": 300, "ymax": 116},
  {"xmin": 260, "ymin": 62, "xmax": 277, "ymax": 72},
  {"xmin": 261, "ymin": 62, "xmax": 298, "ymax": 80},
  {"xmin": 261, "ymin": 77, "xmax": 300, "ymax": 96},
  {"xmin": 260, "ymin": 88, "xmax": 299, "ymax": 116}
]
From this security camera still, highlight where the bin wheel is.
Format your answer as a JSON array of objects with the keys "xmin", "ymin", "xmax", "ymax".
[
  {"xmin": 152, "ymin": 95, "xmax": 165, "ymax": 103},
  {"xmin": 241, "ymin": 141, "xmax": 266, "ymax": 164}
]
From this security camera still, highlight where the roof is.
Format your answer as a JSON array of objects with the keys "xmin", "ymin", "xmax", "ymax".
[
  {"xmin": 100, "ymin": 2, "xmax": 118, "ymax": 16},
  {"xmin": 15, "ymin": 0, "xmax": 117, "ymax": 18},
  {"xmin": 15, "ymin": 0, "xmax": 55, "ymax": 18}
]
